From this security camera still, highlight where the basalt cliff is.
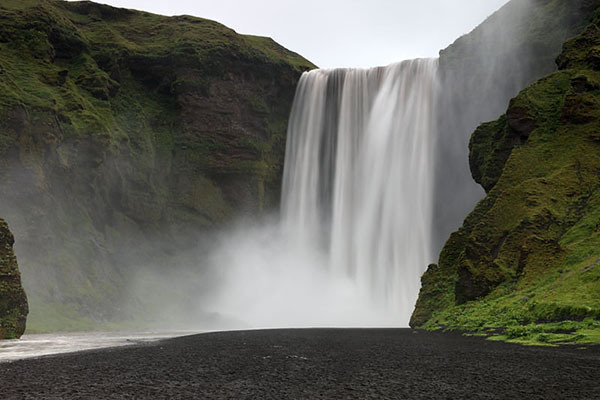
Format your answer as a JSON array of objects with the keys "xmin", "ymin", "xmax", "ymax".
[{"xmin": 0, "ymin": 0, "xmax": 314, "ymax": 331}]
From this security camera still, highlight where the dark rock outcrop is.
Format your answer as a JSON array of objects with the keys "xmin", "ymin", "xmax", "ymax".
[{"xmin": 0, "ymin": 219, "xmax": 28, "ymax": 339}]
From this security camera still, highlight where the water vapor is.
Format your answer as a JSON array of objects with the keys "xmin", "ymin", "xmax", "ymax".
[{"xmin": 204, "ymin": 219, "xmax": 403, "ymax": 328}]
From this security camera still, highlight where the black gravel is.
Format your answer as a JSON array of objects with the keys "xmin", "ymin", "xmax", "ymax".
[{"xmin": 1, "ymin": 329, "xmax": 599, "ymax": 399}]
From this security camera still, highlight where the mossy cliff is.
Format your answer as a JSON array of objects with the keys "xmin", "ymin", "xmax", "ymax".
[
  {"xmin": 411, "ymin": 20, "xmax": 600, "ymax": 345},
  {"xmin": 433, "ymin": 0, "xmax": 600, "ymax": 254},
  {"xmin": 0, "ymin": 0, "xmax": 314, "ymax": 331},
  {"xmin": 0, "ymin": 219, "xmax": 28, "ymax": 339}
]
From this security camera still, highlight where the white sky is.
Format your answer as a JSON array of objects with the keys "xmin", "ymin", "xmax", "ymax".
[{"xmin": 77, "ymin": 0, "xmax": 511, "ymax": 68}]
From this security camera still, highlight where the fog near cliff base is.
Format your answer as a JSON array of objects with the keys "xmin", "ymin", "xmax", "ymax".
[
  {"xmin": 124, "ymin": 216, "xmax": 403, "ymax": 330},
  {"xmin": 205, "ymin": 219, "xmax": 403, "ymax": 328}
]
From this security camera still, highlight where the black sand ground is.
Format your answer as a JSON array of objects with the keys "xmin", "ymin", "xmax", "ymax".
[{"xmin": 1, "ymin": 329, "xmax": 599, "ymax": 399}]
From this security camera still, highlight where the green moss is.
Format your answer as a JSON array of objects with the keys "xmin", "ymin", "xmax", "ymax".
[
  {"xmin": 485, "ymin": 319, "xmax": 600, "ymax": 346},
  {"xmin": 243, "ymin": 35, "xmax": 315, "ymax": 72}
]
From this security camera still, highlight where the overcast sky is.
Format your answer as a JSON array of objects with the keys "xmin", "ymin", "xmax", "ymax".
[{"xmin": 81, "ymin": 0, "xmax": 511, "ymax": 68}]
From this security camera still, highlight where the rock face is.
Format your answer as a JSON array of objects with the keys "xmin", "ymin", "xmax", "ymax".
[
  {"xmin": 0, "ymin": 219, "xmax": 28, "ymax": 339},
  {"xmin": 0, "ymin": 0, "xmax": 314, "ymax": 330},
  {"xmin": 411, "ymin": 18, "xmax": 600, "ymax": 338},
  {"xmin": 432, "ymin": 0, "xmax": 600, "ymax": 255}
]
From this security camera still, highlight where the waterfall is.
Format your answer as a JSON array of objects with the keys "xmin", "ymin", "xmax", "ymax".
[
  {"xmin": 206, "ymin": 59, "xmax": 439, "ymax": 328},
  {"xmin": 281, "ymin": 59, "xmax": 439, "ymax": 322}
]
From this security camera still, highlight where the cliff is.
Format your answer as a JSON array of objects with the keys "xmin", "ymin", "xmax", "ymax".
[
  {"xmin": 433, "ymin": 0, "xmax": 600, "ymax": 254},
  {"xmin": 0, "ymin": 219, "xmax": 28, "ymax": 339},
  {"xmin": 0, "ymin": 0, "xmax": 314, "ymax": 331},
  {"xmin": 411, "ymin": 18, "xmax": 600, "ymax": 344}
]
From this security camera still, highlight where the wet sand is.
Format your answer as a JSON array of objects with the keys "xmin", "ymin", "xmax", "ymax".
[{"xmin": 0, "ymin": 329, "xmax": 598, "ymax": 399}]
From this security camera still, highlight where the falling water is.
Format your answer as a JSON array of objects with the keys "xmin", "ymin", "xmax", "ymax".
[
  {"xmin": 205, "ymin": 59, "xmax": 439, "ymax": 327},
  {"xmin": 281, "ymin": 59, "xmax": 439, "ymax": 322}
]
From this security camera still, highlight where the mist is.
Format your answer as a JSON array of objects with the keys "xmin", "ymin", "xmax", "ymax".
[
  {"xmin": 119, "ymin": 214, "xmax": 404, "ymax": 331},
  {"xmin": 205, "ymin": 219, "xmax": 403, "ymax": 327}
]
